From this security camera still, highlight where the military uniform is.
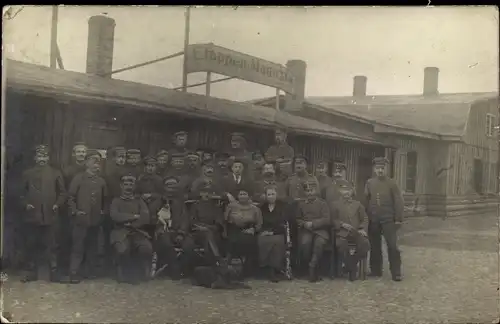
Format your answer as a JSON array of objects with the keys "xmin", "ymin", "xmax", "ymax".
[
  {"xmin": 330, "ymin": 180, "xmax": 370, "ymax": 279},
  {"xmin": 155, "ymin": 176, "xmax": 192, "ymax": 279},
  {"xmin": 168, "ymin": 131, "xmax": 189, "ymax": 157},
  {"xmin": 62, "ymin": 142, "xmax": 88, "ymax": 187},
  {"xmin": 125, "ymin": 149, "xmax": 142, "ymax": 178},
  {"xmin": 165, "ymin": 153, "xmax": 191, "ymax": 199},
  {"xmin": 214, "ymin": 152, "xmax": 231, "ymax": 183},
  {"xmin": 315, "ymin": 160, "xmax": 338, "ymax": 202},
  {"xmin": 286, "ymin": 157, "xmax": 320, "ymax": 201},
  {"xmin": 190, "ymin": 161, "xmax": 224, "ymax": 200},
  {"xmin": 365, "ymin": 157, "xmax": 404, "ymax": 280},
  {"xmin": 185, "ymin": 151, "xmax": 202, "ymax": 184},
  {"xmin": 110, "ymin": 174, "xmax": 153, "ymax": 283},
  {"xmin": 137, "ymin": 156, "xmax": 164, "ymax": 220},
  {"xmin": 227, "ymin": 132, "xmax": 253, "ymax": 178},
  {"xmin": 265, "ymin": 129, "xmax": 294, "ymax": 163},
  {"xmin": 156, "ymin": 149, "xmax": 170, "ymax": 178},
  {"xmin": 296, "ymin": 189, "xmax": 330, "ymax": 279},
  {"xmin": 20, "ymin": 145, "xmax": 66, "ymax": 282},
  {"xmin": 66, "ymin": 150, "xmax": 108, "ymax": 282},
  {"xmin": 251, "ymin": 151, "xmax": 265, "ymax": 183}
]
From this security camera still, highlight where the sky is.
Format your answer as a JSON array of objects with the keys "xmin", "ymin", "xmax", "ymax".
[{"xmin": 3, "ymin": 6, "xmax": 499, "ymax": 101}]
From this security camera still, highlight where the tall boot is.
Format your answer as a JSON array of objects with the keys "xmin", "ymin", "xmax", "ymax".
[{"xmin": 308, "ymin": 265, "xmax": 319, "ymax": 283}]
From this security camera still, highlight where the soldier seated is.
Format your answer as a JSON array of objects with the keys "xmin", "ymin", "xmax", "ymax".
[
  {"xmin": 186, "ymin": 184, "xmax": 225, "ymax": 266},
  {"xmin": 154, "ymin": 176, "xmax": 192, "ymax": 280},
  {"xmin": 296, "ymin": 183, "xmax": 330, "ymax": 282},
  {"xmin": 329, "ymin": 180, "xmax": 370, "ymax": 281},
  {"xmin": 110, "ymin": 174, "xmax": 153, "ymax": 284}
]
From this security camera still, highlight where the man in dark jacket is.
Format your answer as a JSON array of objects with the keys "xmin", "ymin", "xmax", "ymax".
[
  {"xmin": 109, "ymin": 174, "xmax": 153, "ymax": 284},
  {"xmin": 222, "ymin": 159, "xmax": 254, "ymax": 203},
  {"xmin": 64, "ymin": 150, "xmax": 108, "ymax": 284},
  {"xmin": 364, "ymin": 157, "xmax": 404, "ymax": 281},
  {"xmin": 165, "ymin": 153, "xmax": 191, "ymax": 199},
  {"xmin": 265, "ymin": 128, "xmax": 294, "ymax": 164},
  {"xmin": 137, "ymin": 155, "xmax": 164, "ymax": 220},
  {"xmin": 330, "ymin": 180, "xmax": 370, "ymax": 281},
  {"xmin": 156, "ymin": 149, "xmax": 169, "ymax": 178},
  {"xmin": 125, "ymin": 149, "xmax": 142, "ymax": 178},
  {"xmin": 20, "ymin": 145, "xmax": 66, "ymax": 282},
  {"xmin": 155, "ymin": 176, "xmax": 192, "ymax": 280},
  {"xmin": 296, "ymin": 182, "xmax": 330, "ymax": 282},
  {"xmin": 168, "ymin": 131, "xmax": 189, "ymax": 156}
]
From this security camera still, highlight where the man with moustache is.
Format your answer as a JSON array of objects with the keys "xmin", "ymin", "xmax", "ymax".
[
  {"xmin": 110, "ymin": 174, "xmax": 153, "ymax": 284},
  {"xmin": 156, "ymin": 150, "xmax": 170, "ymax": 178},
  {"xmin": 125, "ymin": 149, "xmax": 142, "ymax": 178},
  {"xmin": 190, "ymin": 161, "xmax": 223, "ymax": 200},
  {"xmin": 60, "ymin": 142, "xmax": 88, "ymax": 276},
  {"xmin": 137, "ymin": 156, "xmax": 164, "ymax": 219},
  {"xmin": 168, "ymin": 131, "xmax": 189, "ymax": 156},
  {"xmin": 214, "ymin": 152, "xmax": 231, "ymax": 182},
  {"xmin": 265, "ymin": 128, "xmax": 294, "ymax": 164},
  {"xmin": 286, "ymin": 156, "xmax": 320, "ymax": 202},
  {"xmin": 20, "ymin": 145, "xmax": 66, "ymax": 282},
  {"xmin": 364, "ymin": 157, "xmax": 404, "ymax": 281},
  {"xmin": 227, "ymin": 132, "xmax": 253, "ymax": 177},
  {"xmin": 186, "ymin": 151, "xmax": 202, "ymax": 184},
  {"xmin": 64, "ymin": 150, "xmax": 108, "ymax": 283},
  {"xmin": 222, "ymin": 159, "xmax": 254, "ymax": 203},
  {"xmin": 315, "ymin": 160, "xmax": 341, "ymax": 202},
  {"xmin": 165, "ymin": 153, "xmax": 191, "ymax": 199}
]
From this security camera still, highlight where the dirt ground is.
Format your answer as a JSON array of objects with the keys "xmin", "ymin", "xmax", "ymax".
[{"xmin": 2, "ymin": 213, "xmax": 499, "ymax": 324}]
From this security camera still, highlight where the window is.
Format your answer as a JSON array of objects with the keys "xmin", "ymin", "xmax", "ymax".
[
  {"xmin": 486, "ymin": 113, "xmax": 495, "ymax": 137},
  {"xmin": 473, "ymin": 158, "xmax": 484, "ymax": 194},
  {"xmin": 405, "ymin": 151, "xmax": 417, "ymax": 193}
]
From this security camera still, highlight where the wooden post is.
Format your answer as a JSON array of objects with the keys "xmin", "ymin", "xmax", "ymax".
[
  {"xmin": 205, "ymin": 72, "xmax": 212, "ymax": 97},
  {"xmin": 50, "ymin": 6, "xmax": 59, "ymax": 68},
  {"xmin": 182, "ymin": 6, "xmax": 191, "ymax": 92},
  {"xmin": 275, "ymin": 88, "xmax": 280, "ymax": 110}
]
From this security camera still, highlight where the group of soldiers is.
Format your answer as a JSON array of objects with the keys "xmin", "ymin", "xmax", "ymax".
[{"xmin": 20, "ymin": 128, "xmax": 405, "ymax": 287}]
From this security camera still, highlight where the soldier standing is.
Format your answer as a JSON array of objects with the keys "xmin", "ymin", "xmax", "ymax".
[
  {"xmin": 214, "ymin": 152, "xmax": 231, "ymax": 182},
  {"xmin": 165, "ymin": 152, "xmax": 191, "ymax": 199},
  {"xmin": 364, "ymin": 157, "xmax": 404, "ymax": 281},
  {"xmin": 20, "ymin": 145, "xmax": 66, "ymax": 282},
  {"xmin": 227, "ymin": 132, "xmax": 253, "ymax": 176},
  {"xmin": 286, "ymin": 155, "xmax": 320, "ymax": 201},
  {"xmin": 168, "ymin": 131, "xmax": 189, "ymax": 156},
  {"xmin": 265, "ymin": 128, "xmax": 294, "ymax": 163},
  {"xmin": 295, "ymin": 182, "xmax": 330, "ymax": 282},
  {"xmin": 59, "ymin": 142, "xmax": 87, "ymax": 276},
  {"xmin": 186, "ymin": 151, "xmax": 202, "ymax": 183},
  {"xmin": 156, "ymin": 150, "xmax": 170, "ymax": 178},
  {"xmin": 64, "ymin": 150, "xmax": 108, "ymax": 283},
  {"xmin": 251, "ymin": 151, "xmax": 266, "ymax": 182},
  {"xmin": 314, "ymin": 160, "xmax": 336, "ymax": 201},
  {"xmin": 109, "ymin": 174, "xmax": 153, "ymax": 284},
  {"xmin": 137, "ymin": 156, "xmax": 164, "ymax": 218},
  {"xmin": 125, "ymin": 149, "xmax": 142, "ymax": 178}
]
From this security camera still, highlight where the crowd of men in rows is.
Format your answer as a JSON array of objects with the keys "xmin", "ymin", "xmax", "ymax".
[{"xmin": 20, "ymin": 129, "xmax": 405, "ymax": 287}]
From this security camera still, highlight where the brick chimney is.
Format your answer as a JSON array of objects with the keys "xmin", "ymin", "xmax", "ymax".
[
  {"xmin": 423, "ymin": 67, "xmax": 439, "ymax": 96},
  {"xmin": 353, "ymin": 75, "xmax": 367, "ymax": 97},
  {"xmin": 284, "ymin": 60, "xmax": 307, "ymax": 112},
  {"xmin": 86, "ymin": 15, "xmax": 115, "ymax": 77}
]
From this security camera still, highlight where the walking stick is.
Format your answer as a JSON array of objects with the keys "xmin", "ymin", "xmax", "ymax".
[{"xmin": 284, "ymin": 220, "xmax": 293, "ymax": 280}]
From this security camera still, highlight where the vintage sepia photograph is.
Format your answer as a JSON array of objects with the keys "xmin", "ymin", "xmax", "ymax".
[{"xmin": 1, "ymin": 5, "xmax": 499, "ymax": 323}]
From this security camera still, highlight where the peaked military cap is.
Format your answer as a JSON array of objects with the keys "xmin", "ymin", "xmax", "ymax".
[
  {"xmin": 73, "ymin": 142, "xmax": 87, "ymax": 149},
  {"xmin": 143, "ymin": 155, "xmax": 157, "ymax": 165},
  {"xmin": 333, "ymin": 161, "xmax": 347, "ymax": 170},
  {"xmin": 170, "ymin": 152, "xmax": 186, "ymax": 160},
  {"xmin": 316, "ymin": 160, "xmax": 329, "ymax": 167},
  {"xmin": 231, "ymin": 132, "xmax": 245, "ymax": 138},
  {"xmin": 294, "ymin": 155, "xmax": 308, "ymax": 163},
  {"xmin": 120, "ymin": 173, "xmax": 137, "ymax": 182},
  {"xmin": 173, "ymin": 131, "xmax": 188, "ymax": 137},
  {"xmin": 373, "ymin": 157, "xmax": 389, "ymax": 166},
  {"xmin": 127, "ymin": 148, "xmax": 141, "ymax": 155},
  {"xmin": 35, "ymin": 144, "xmax": 49, "ymax": 154},
  {"xmin": 164, "ymin": 176, "xmax": 180, "ymax": 185},
  {"xmin": 187, "ymin": 151, "xmax": 200, "ymax": 159},
  {"xmin": 86, "ymin": 150, "xmax": 102, "ymax": 161},
  {"xmin": 112, "ymin": 146, "xmax": 126, "ymax": 156},
  {"xmin": 252, "ymin": 151, "xmax": 264, "ymax": 159},
  {"xmin": 336, "ymin": 179, "xmax": 353, "ymax": 189},
  {"xmin": 157, "ymin": 149, "xmax": 169, "ymax": 157}
]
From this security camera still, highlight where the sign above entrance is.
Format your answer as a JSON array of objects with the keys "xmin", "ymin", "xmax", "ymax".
[{"xmin": 185, "ymin": 43, "xmax": 295, "ymax": 94}]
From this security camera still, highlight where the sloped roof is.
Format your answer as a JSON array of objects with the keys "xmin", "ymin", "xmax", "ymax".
[
  {"xmin": 249, "ymin": 92, "xmax": 498, "ymax": 138},
  {"xmin": 4, "ymin": 59, "xmax": 386, "ymax": 146}
]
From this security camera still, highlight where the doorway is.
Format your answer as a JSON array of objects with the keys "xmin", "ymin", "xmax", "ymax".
[{"xmin": 356, "ymin": 157, "xmax": 373, "ymax": 201}]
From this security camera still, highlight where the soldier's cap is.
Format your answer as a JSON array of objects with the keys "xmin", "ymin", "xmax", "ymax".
[
  {"xmin": 230, "ymin": 132, "xmax": 246, "ymax": 142},
  {"xmin": 156, "ymin": 149, "xmax": 169, "ymax": 157},
  {"xmin": 373, "ymin": 157, "xmax": 389, "ymax": 166},
  {"xmin": 336, "ymin": 179, "xmax": 353, "ymax": 190},
  {"xmin": 164, "ymin": 176, "xmax": 180, "ymax": 185},
  {"xmin": 127, "ymin": 149, "xmax": 141, "ymax": 155},
  {"xmin": 252, "ymin": 151, "xmax": 264, "ymax": 159},
  {"xmin": 202, "ymin": 148, "xmax": 215, "ymax": 155},
  {"xmin": 35, "ymin": 144, "xmax": 49, "ymax": 155},
  {"xmin": 85, "ymin": 150, "xmax": 102, "ymax": 161},
  {"xmin": 202, "ymin": 161, "xmax": 215, "ymax": 168},
  {"xmin": 173, "ymin": 131, "xmax": 188, "ymax": 137},
  {"xmin": 170, "ymin": 152, "xmax": 186, "ymax": 160},
  {"xmin": 195, "ymin": 147, "xmax": 205, "ymax": 153},
  {"xmin": 73, "ymin": 142, "xmax": 87, "ymax": 149},
  {"xmin": 294, "ymin": 155, "xmax": 308, "ymax": 163},
  {"xmin": 215, "ymin": 152, "xmax": 230, "ymax": 160},
  {"xmin": 187, "ymin": 151, "xmax": 200, "ymax": 159},
  {"xmin": 143, "ymin": 155, "xmax": 158, "ymax": 165},
  {"xmin": 276, "ymin": 156, "xmax": 292, "ymax": 164},
  {"xmin": 316, "ymin": 160, "xmax": 329, "ymax": 167},
  {"xmin": 113, "ymin": 146, "xmax": 126, "ymax": 153},
  {"xmin": 120, "ymin": 174, "xmax": 137, "ymax": 182},
  {"xmin": 334, "ymin": 161, "xmax": 347, "ymax": 170}
]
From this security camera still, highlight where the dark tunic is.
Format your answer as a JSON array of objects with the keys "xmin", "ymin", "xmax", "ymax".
[
  {"xmin": 137, "ymin": 173, "xmax": 164, "ymax": 220},
  {"xmin": 68, "ymin": 172, "xmax": 108, "ymax": 227},
  {"xmin": 330, "ymin": 199, "xmax": 367, "ymax": 238},
  {"xmin": 191, "ymin": 199, "xmax": 224, "ymax": 230},
  {"xmin": 364, "ymin": 176, "xmax": 404, "ymax": 223},
  {"xmin": 222, "ymin": 173, "xmax": 255, "ymax": 199},
  {"xmin": 265, "ymin": 144, "xmax": 294, "ymax": 163},
  {"xmin": 296, "ymin": 197, "xmax": 330, "ymax": 240},
  {"xmin": 21, "ymin": 165, "xmax": 67, "ymax": 225},
  {"xmin": 286, "ymin": 173, "xmax": 320, "ymax": 201},
  {"xmin": 165, "ymin": 169, "xmax": 192, "ymax": 198},
  {"xmin": 62, "ymin": 163, "xmax": 86, "ymax": 189},
  {"xmin": 258, "ymin": 201, "xmax": 287, "ymax": 269},
  {"xmin": 109, "ymin": 195, "xmax": 150, "ymax": 246},
  {"xmin": 104, "ymin": 164, "xmax": 128, "ymax": 199}
]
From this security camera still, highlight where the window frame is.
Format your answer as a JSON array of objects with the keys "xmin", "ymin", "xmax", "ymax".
[{"xmin": 405, "ymin": 151, "xmax": 418, "ymax": 193}]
